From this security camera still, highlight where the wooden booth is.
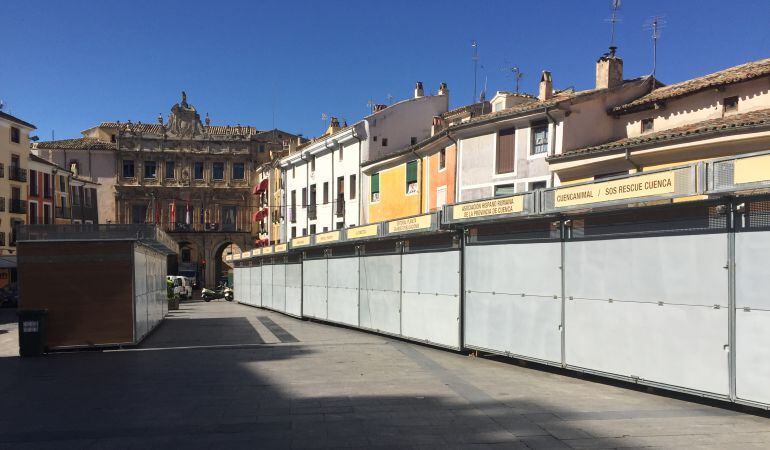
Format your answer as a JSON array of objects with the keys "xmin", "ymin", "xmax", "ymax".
[{"xmin": 17, "ymin": 224, "xmax": 178, "ymax": 350}]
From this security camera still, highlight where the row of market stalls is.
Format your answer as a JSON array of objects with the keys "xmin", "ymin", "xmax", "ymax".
[{"xmin": 231, "ymin": 150, "xmax": 770, "ymax": 410}]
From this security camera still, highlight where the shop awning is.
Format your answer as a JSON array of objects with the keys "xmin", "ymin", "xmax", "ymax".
[{"xmin": 254, "ymin": 178, "xmax": 269, "ymax": 194}]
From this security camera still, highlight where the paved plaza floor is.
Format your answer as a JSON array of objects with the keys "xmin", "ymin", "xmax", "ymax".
[{"xmin": 0, "ymin": 301, "xmax": 768, "ymax": 449}]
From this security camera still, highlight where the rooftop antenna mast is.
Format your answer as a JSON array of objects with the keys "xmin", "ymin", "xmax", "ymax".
[
  {"xmin": 471, "ymin": 40, "xmax": 479, "ymax": 104},
  {"xmin": 501, "ymin": 63, "xmax": 524, "ymax": 93},
  {"xmin": 366, "ymin": 99, "xmax": 375, "ymax": 113},
  {"xmin": 386, "ymin": 93, "xmax": 394, "ymax": 105},
  {"xmin": 608, "ymin": 0, "xmax": 621, "ymax": 50},
  {"xmin": 644, "ymin": 15, "xmax": 666, "ymax": 79}
]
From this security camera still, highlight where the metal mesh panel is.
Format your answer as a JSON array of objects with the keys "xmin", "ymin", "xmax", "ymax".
[
  {"xmin": 709, "ymin": 159, "xmax": 735, "ymax": 192},
  {"xmin": 361, "ymin": 240, "xmax": 399, "ymax": 255},
  {"xmin": 571, "ymin": 202, "xmax": 727, "ymax": 239},
  {"xmin": 304, "ymin": 248, "xmax": 326, "ymax": 260},
  {"xmin": 329, "ymin": 244, "xmax": 357, "ymax": 258},
  {"xmin": 744, "ymin": 199, "xmax": 770, "ymax": 230},
  {"xmin": 468, "ymin": 219, "xmax": 560, "ymax": 244},
  {"xmin": 404, "ymin": 233, "xmax": 458, "ymax": 252}
]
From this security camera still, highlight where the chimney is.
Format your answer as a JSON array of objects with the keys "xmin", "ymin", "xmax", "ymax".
[
  {"xmin": 325, "ymin": 117, "xmax": 341, "ymax": 136},
  {"xmin": 539, "ymin": 71, "xmax": 553, "ymax": 101},
  {"xmin": 372, "ymin": 104, "xmax": 387, "ymax": 113},
  {"xmin": 414, "ymin": 81, "xmax": 424, "ymax": 98},
  {"xmin": 596, "ymin": 47, "xmax": 623, "ymax": 89},
  {"xmin": 438, "ymin": 82, "xmax": 449, "ymax": 96}
]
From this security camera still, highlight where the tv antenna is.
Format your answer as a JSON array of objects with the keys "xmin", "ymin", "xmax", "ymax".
[
  {"xmin": 471, "ymin": 40, "xmax": 479, "ymax": 104},
  {"xmin": 386, "ymin": 93, "xmax": 394, "ymax": 105},
  {"xmin": 644, "ymin": 15, "xmax": 666, "ymax": 78},
  {"xmin": 501, "ymin": 63, "xmax": 524, "ymax": 93},
  {"xmin": 606, "ymin": 0, "xmax": 622, "ymax": 49},
  {"xmin": 0, "ymin": 100, "xmax": 5, "ymax": 111},
  {"xmin": 320, "ymin": 112, "xmax": 329, "ymax": 123},
  {"xmin": 366, "ymin": 99, "xmax": 375, "ymax": 112}
]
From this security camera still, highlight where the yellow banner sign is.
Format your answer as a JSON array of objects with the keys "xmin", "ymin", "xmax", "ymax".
[
  {"xmin": 347, "ymin": 224, "xmax": 379, "ymax": 239},
  {"xmin": 316, "ymin": 231, "xmax": 340, "ymax": 244},
  {"xmin": 554, "ymin": 172, "xmax": 676, "ymax": 208},
  {"xmin": 261, "ymin": 246, "xmax": 273, "ymax": 255},
  {"xmin": 291, "ymin": 236, "xmax": 311, "ymax": 248},
  {"xmin": 387, "ymin": 214, "xmax": 433, "ymax": 234},
  {"xmin": 735, "ymin": 154, "xmax": 770, "ymax": 185},
  {"xmin": 252, "ymin": 248, "xmax": 262, "ymax": 256},
  {"xmin": 225, "ymin": 254, "xmax": 233, "ymax": 261},
  {"xmin": 274, "ymin": 243, "xmax": 288, "ymax": 253},
  {"xmin": 452, "ymin": 196, "xmax": 524, "ymax": 220}
]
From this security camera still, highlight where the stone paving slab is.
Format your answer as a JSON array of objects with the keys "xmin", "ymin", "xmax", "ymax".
[{"xmin": 0, "ymin": 301, "xmax": 768, "ymax": 448}]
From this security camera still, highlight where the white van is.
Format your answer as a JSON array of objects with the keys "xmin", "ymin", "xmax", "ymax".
[{"xmin": 167, "ymin": 276, "xmax": 192, "ymax": 300}]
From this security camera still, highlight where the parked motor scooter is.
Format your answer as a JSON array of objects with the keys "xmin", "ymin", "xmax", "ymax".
[{"xmin": 202, "ymin": 284, "xmax": 233, "ymax": 302}]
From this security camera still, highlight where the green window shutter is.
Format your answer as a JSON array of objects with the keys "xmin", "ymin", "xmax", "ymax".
[
  {"xmin": 406, "ymin": 161, "xmax": 418, "ymax": 183},
  {"xmin": 371, "ymin": 173, "xmax": 380, "ymax": 193}
]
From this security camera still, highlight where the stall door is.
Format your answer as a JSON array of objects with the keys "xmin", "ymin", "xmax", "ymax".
[
  {"xmin": 302, "ymin": 259, "xmax": 328, "ymax": 320},
  {"xmin": 565, "ymin": 231, "xmax": 729, "ymax": 396},
  {"xmin": 401, "ymin": 249, "xmax": 461, "ymax": 349},
  {"xmin": 735, "ymin": 200, "xmax": 770, "ymax": 407},
  {"xmin": 359, "ymin": 254, "xmax": 401, "ymax": 335},
  {"xmin": 465, "ymin": 241, "xmax": 562, "ymax": 363}
]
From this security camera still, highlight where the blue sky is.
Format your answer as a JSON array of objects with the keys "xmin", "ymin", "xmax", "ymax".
[{"xmin": 2, "ymin": 0, "xmax": 769, "ymax": 141}]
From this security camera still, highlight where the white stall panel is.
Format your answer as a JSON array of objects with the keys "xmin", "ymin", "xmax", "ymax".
[
  {"xmin": 327, "ymin": 257, "xmax": 359, "ymax": 326},
  {"xmin": 565, "ymin": 235, "xmax": 729, "ymax": 396},
  {"xmin": 360, "ymin": 255, "xmax": 401, "ymax": 335},
  {"xmin": 566, "ymin": 299, "xmax": 729, "ymax": 395},
  {"xmin": 302, "ymin": 259, "xmax": 328, "ymax": 320},
  {"xmin": 232, "ymin": 267, "xmax": 241, "ymax": 303},
  {"xmin": 401, "ymin": 251, "xmax": 461, "ymax": 349},
  {"xmin": 249, "ymin": 265, "xmax": 261, "ymax": 307},
  {"xmin": 736, "ymin": 310, "xmax": 770, "ymax": 405},
  {"xmin": 273, "ymin": 263, "xmax": 287, "ymax": 313},
  {"xmin": 243, "ymin": 265, "xmax": 251, "ymax": 305},
  {"xmin": 735, "ymin": 230, "xmax": 770, "ymax": 406},
  {"xmin": 285, "ymin": 263, "xmax": 303, "ymax": 317},
  {"xmin": 464, "ymin": 242, "xmax": 563, "ymax": 363},
  {"xmin": 567, "ymin": 234, "xmax": 727, "ymax": 307},
  {"xmin": 262, "ymin": 264, "xmax": 274, "ymax": 309},
  {"xmin": 133, "ymin": 250, "xmax": 148, "ymax": 341}
]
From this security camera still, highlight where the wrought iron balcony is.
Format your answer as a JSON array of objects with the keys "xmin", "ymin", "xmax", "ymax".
[
  {"xmin": 8, "ymin": 166, "xmax": 27, "ymax": 182},
  {"xmin": 55, "ymin": 206, "xmax": 71, "ymax": 219},
  {"xmin": 9, "ymin": 199, "xmax": 26, "ymax": 214}
]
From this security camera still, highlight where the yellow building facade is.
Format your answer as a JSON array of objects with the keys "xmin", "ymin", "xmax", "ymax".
[{"xmin": 365, "ymin": 157, "xmax": 423, "ymax": 223}]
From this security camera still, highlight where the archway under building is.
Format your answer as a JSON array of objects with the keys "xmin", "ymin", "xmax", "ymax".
[{"xmin": 212, "ymin": 241, "xmax": 242, "ymax": 288}]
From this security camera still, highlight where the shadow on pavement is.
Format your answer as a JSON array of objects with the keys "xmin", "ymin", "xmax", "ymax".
[{"xmin": 0, "ymin": 303, "xmax": 661, "ymax": 448}]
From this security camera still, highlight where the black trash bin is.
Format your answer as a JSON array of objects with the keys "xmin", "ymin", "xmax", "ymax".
[{"xmin": 18, "ymin": 309, "xmax": 47, "ymax": 357}]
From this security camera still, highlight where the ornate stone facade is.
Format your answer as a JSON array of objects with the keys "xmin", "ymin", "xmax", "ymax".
[{"xmin": 35, "ymin": 93, "xmax": 299, "ymax": 287}]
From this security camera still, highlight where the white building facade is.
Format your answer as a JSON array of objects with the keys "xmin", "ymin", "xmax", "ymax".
[{"xmin": 282, "ymin": 82, "xmax": 450, "ymax": 236}]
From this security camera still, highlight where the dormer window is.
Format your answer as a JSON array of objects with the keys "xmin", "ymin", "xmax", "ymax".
[
  {"xmin": 723, "ymin": 96, "xmax": 739, "ymax": 114},
  {"xmin": 641, "ymin": 118, "xmax": 654, "ymax": 134},
  {"xmin": 493, "ymin": 102, "xmax": 504, "ymax": 112}
]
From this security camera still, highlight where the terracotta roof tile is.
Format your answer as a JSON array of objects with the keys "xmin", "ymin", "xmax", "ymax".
[
  {"xmin": 99, "ymin": 121, "xmax": 259, "ymax": 136},
  {"xmin": 34, "ymin": 137, "xmax": 116, "ymax": 151},
  {"xmin": 612, "ymin": 57, "xmax": 770, "ymax": 114},
  {"xmin": 549, "ymin": 108, "xmax": 770, "ymax": 162}
]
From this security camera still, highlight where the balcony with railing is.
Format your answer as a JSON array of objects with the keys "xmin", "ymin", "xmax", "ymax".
[
  {"xmin": 55, "ymin": 206, "xmax": 71, "ymax": 219},
  {"xmin": 336, "ymin": 195, "xmax": 345, "ymax": 217},
  {"xmin": 8, "ymin": 166, "xmax": 27, "ymax": 182},
  {"xmin": 163, "ymin": 222, "xmax": 251, "ymax": 233},
  {"xmin": 9, "ymin": 199, "xmax": 26, "ymax": 214}
]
